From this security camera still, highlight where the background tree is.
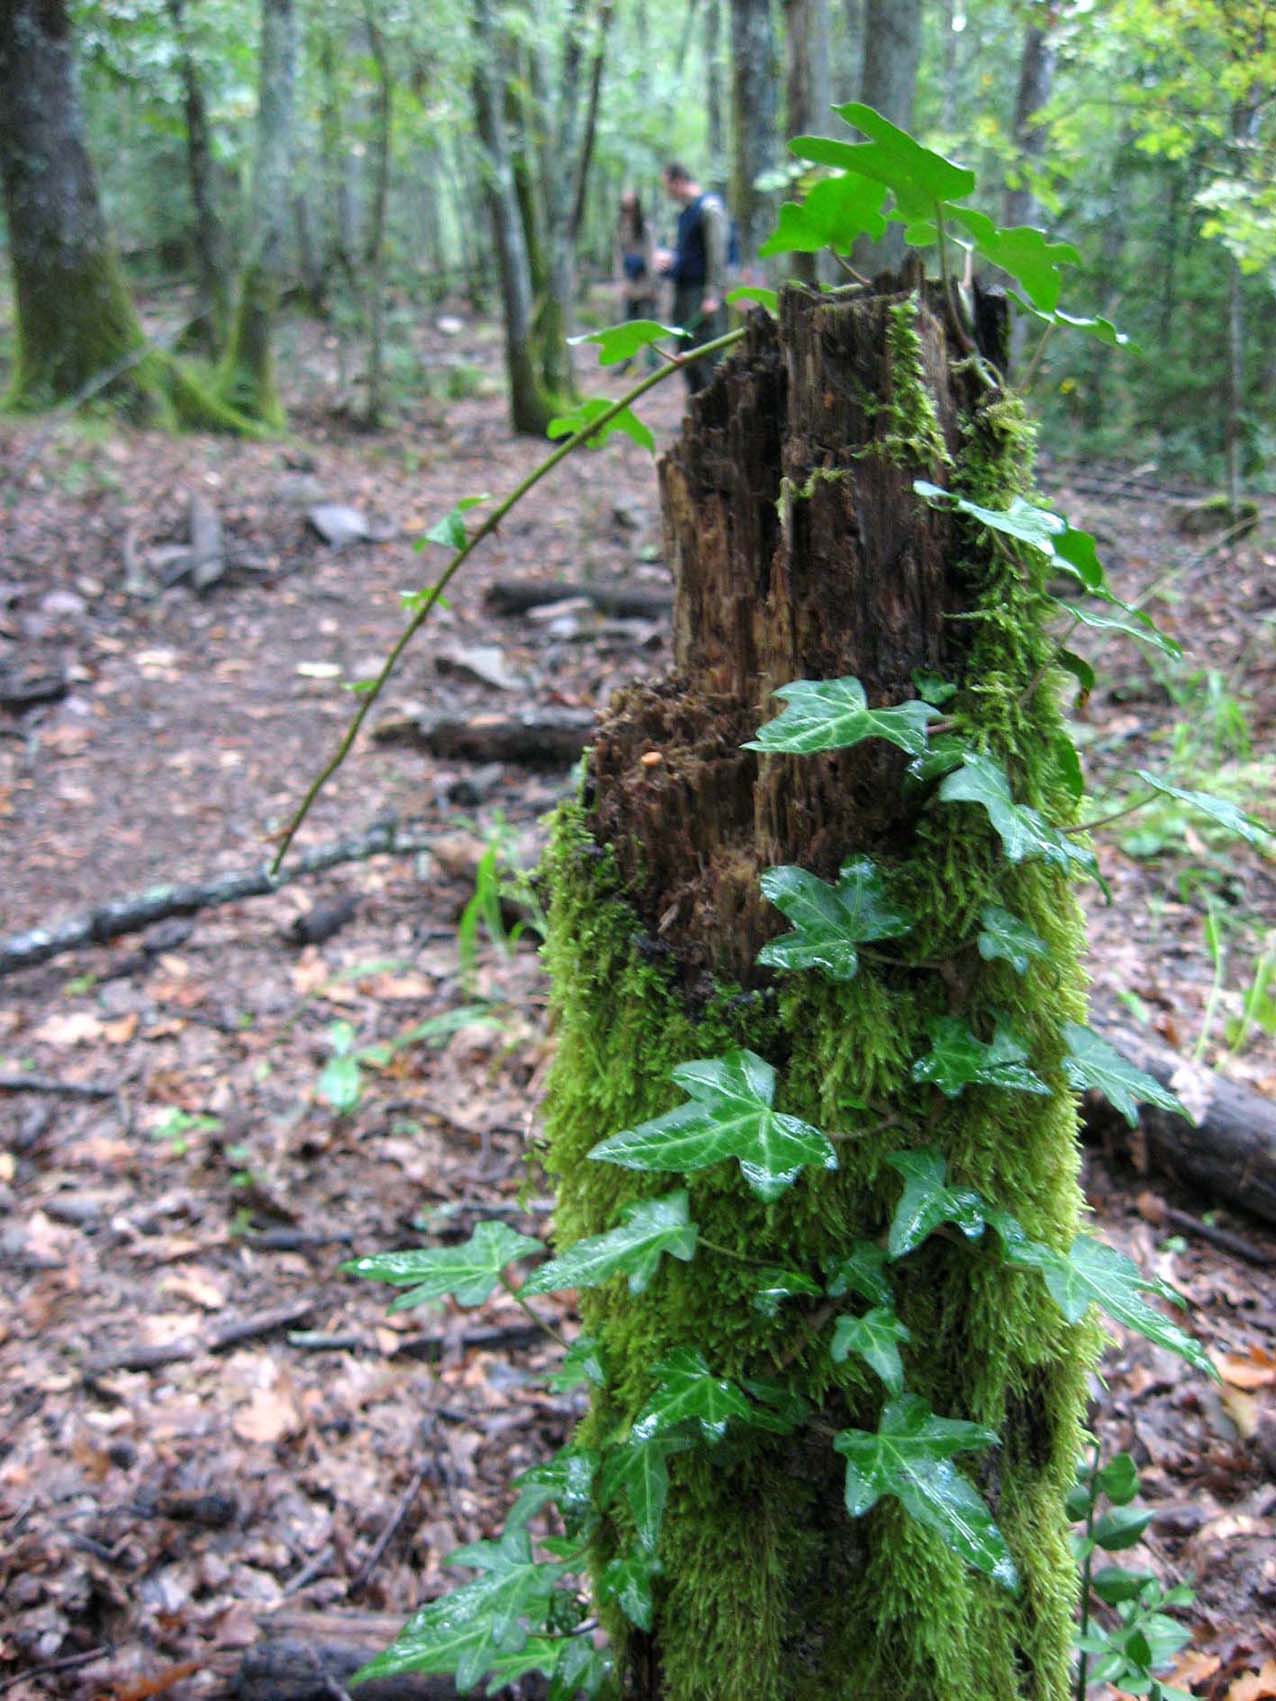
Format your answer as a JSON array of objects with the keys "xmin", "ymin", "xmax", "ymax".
[{"xmin": 730, "ymin": 0, "xmax": 780, "ymax": 261}]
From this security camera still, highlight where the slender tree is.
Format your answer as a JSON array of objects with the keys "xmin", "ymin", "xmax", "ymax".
[
  {"xmin": 362, "ymin": 0, "xmax": 393, "ymax": 426},
  {"xmin": 164, "ymin": 0, "xmax": 231, "ymax": 353},
  {"xmin": 854, "ymin": 0, "xmax": 921, "ymax": 274},
  {"xmin": 1003, "ymin": 5, "xmax": 1057, "ymax": 231},
  {"xmin": 730, "ymin": 0, "xmax": 780, "ymax": 262},
  {"xmin": 785, "ymin": 0, "xmax": 833, "ymax": 283}
]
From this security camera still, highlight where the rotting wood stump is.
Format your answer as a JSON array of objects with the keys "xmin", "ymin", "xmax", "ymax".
[{"xmin": 540, "ymin": 277, "xmax": 1096, "ymax": 1699}]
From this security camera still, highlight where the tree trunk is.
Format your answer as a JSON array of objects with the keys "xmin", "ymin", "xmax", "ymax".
[
  {"xmin": 705, "ymin": 0, "xmax": 724, "ymax": 173},
  {"xmin": 165, "ymin": 0, "xmax": 231, "ymax": 353},
  {"xmin": 218, "ymin": 0, "xmax": 298, "ymax": 427},
  {"xmin": 1224, "ymin": 99, "xmax": 1257, "ymax": 517},
  {"xmin": 841, "ymin": 0, "xmax": 863, "ymax": 102},
  {"xmin": 784, "ymin": 0, "xmax": 833, "ymax": 285},
  {"xmin": 470, "ymin": 0, "xmax": 556, "ymax": 435},
  {"xmin": 730, "ymin": 0, "xmax": 780, "ymax": 264},
  {"xmin": 362, "ymin": 0, "xmax": 392, "ymax": 427},
  {"xmin": 853, "ymin": 0, "xmax": 922, "ymax": 275},
  {"xmin": 1002, "ymin": 8, "xmax": 1056, "ymax": 231},
  {"xmin": 540, "ymin": 0, "xmax": 588, "ymax": 403},
  {"xmin": 542, "ymin": 281, "xmax": 1089, "ymax": 1698}
]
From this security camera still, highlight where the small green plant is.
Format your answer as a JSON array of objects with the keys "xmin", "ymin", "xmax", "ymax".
[
  {"xmin": 1070, "ymin": 1447, "xmax": 1194, "ymax": 1699},
  {"xmin": 148, "ymin": 1108, "xmax": 221, "ymax": 1156},
  {"xmin": 457, "ymin": 814, "xmax": 548, "ymax": 987},
  {"xmin": 316, "ymin": 1008, "xmax": 505, "ymax": 1115}
]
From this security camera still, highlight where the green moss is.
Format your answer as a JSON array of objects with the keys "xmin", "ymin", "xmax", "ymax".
[
  {"xmin": 879, "ymin": 295, "xmax": 954, "ymax": 470},
  {"xmin": 539, "ymin": 365, "xmax": 1095, "ymax": 1699},
  {"xmin": 216, "ymin": 264, "xmax": 286, "ymax": 430}
]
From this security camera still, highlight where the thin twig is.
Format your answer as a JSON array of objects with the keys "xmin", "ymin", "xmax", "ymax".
[
  {"xmin": 0, "ymin": 1647, "xmax": 109, "ymax": 1694},
  {"xmin": 349, "ymin": 1466, "xmax": 427, "ymax": 1597},
  {"xmin": 0, "ymin": 1073, "xmax": 116, "ymax": 1099},
  {"xmin": 504, "ymin": 1279, "xmax": 571, "ymax": 1351},
  {"xmin": 1062, "ymin": 794, "xmax": 1155, "ymax": 835}
]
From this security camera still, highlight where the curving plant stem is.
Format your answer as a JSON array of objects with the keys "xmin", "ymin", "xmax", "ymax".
[{"xmin": 270, "ymin": 326, "xmax": 745, "ymax": 873}]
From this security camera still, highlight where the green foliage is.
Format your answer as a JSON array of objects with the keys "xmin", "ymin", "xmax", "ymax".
[
  {"xmin": 344, "ymin": 1221, "xmax": 543, "ymax": 1310},
  {"xmin": 938, "ymin": 754, "xmax": 1099, "ymax": 879},
  {"xmin": 977, "ymin": 904, "xmax": 1052, "ymax": 976},
  {"xmin": 757, "ymin": 857, "xmax": 911, "ymax": 982},
  {"xmin": 1059, "ymin": 1023, "xmax": 1188, "ymax": 1127},
  {"xmin": 910, "ymin": 1018, "xmax": 1051, "ymax": 1100},
  {"xmin": 547, "ymin": 396, "xmax": 655, "ymax": 454},
  {"xmin": 745, "ymin": 676, "xmax": 938, "ymax": 758},
  {"xmin": 568, "ymin": 320, "xmax": 686, "ymax": 364},
  {"xmin": 522, "ymin": 1192, "xmax": 698, "ymax": 1298}
]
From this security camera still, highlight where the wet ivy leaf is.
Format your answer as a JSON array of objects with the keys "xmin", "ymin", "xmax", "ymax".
[
  {"xmin": 508, "ymin": 1446, "xmax": 599, "ymax": 1535},
  {"xmin": 759, "ymin": 171, "xmax": 888, "ymax": 256},
  {"xmin": 547, "ymin": 1333, "xmax": 605, "ymax": 1393},
  {"xmin": 985, "ymin": 1213, "xmax": 1216, "ymax": 1379},
  {"xmin": 547, "ymin": 396, "xmax": 655, "ymax": 453},
  {"xmin": 912, "ymin": 669, "xmax": 957, "ymax": 706},
  {"xmin": 904, "ymin": 732, "xmax": 969, "ymax": 788},
  {"xmin": 746, "ymin": 676, "xmax": 938, "ymax": 758},
  {"xmin": 739, "ymin": 1377, "xmax": 813, "ymax": 1435},
  {"xmin": 833, "ymin": 1394, "xmax": 1016, "ymax": 1588},
  {"xmin": 1135, "ymin": 772, "xmax": 1274, "ymax": 849},
  {"xmin": 546, "ymin": 1638, "xmax": 613, "ymax": 1701},
  {"xmin": 910, "ymin": 1018, "xmax": 1050, "ymax": 1101},
  {"xmin": 885, "ymin": 1147, "xmax": 987, "ymax": 1255},
  {"xmin": 522, "ymin": 1191, "xmax": 697, "ymax": 1297},
  {"xmin": 568, "ymin": 319, "xmax": 687, "ymax": 363},
  {"xmin": 830, "ymin": 1306, "xmax": 912, "ymax": 1392},
  {"xmin": 913, "ymin": 481, "xmax": 1110, "ymax": 596},
  {"xmin": 977, "ymin": 905, "xmax": 1052, "ymax": 977},
  {"xmin": 343, "ymin": 1221, "xmax": 544, "ymax": 1310},
  {"xmin": 601, "ymin": 1432, "xmax": 691, "ymax": 1551},
  {"xmin": 600, "ymin": 1550, "xmax": 660, "ymax": 1631},
  {"xmin": 424, "ymin": 493, "xmax": 489, "ymax": 553},
  {"xmin": 726, "ymin": 283, "xmax": 779, "ymax": 313},
  {"xmin": 757, "ymin": 856, "xmax": 912, "ymax": 981},
  {"xmin": 636, "ymin": 1346, "xmax": 753, "ymax": 1443},
  {"xmin": 938, "ymin": 753, "xmax": 1099, "ymax": 879},
  {"xmin": 825, "ymin": 1240, "xmax": 894, "ymax": 1308},
  {"xmin": 589, "ymin": 1050, "xmax": 837, "ymax": 1202},
  {"xmin": 1062, "ymin": 601, "xmax": 1183, "ymax": 660},
  {"xmin": 1060, "ymin": 1022, "xmax": 1188, "ymax": 1127},
  {"xmin": 751, "ymin": 1266, "xmax": 824, "ymax": 1316}
]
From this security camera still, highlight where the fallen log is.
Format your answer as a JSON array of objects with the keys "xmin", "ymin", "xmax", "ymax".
[
  {"xmin": 1085, "ymin": 1019, "xmax": 1276, "ymax": 1230},
  {"xmin": 485, "ymin": 579, "xmax": 671, "ymax": 620},
  {"xmin": 372, "ymin": 708, "xmax": 594, "ymax": 768},
  {"xmin": 0, "ymin": 816, "xmax": 433, "ymax": 980}
]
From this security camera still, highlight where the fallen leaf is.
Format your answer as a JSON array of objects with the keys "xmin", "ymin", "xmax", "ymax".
[
  {"xmin": 1228, "ymin": 1662, "xmax": 1276, "ymax": 1701},
  {"xmin": 233, "ymin": 1387, "xmax": 302, "ymax": 1444},
  {"xmin": 295, "ymin": 661, "xmax": 342, "ymax": 680},
  {"xmin": 104, "ymin": 1013, "xmax": 139, "ymax": 1044},
  {"xmin": 33, "ymin": 1010, "xmax": 104, "ymax": 1046},
  {"xmin": 1221, "ymin": 1384, "xmax": 1261, "ymax": 1439},
  {"xmin": 160, "ymin": 1269, "xmax": 227, "ymax": 1311},
  {"xmin": 1170, "ymin": 1649, "xmax": 1220, "ymax": 1689},
  {"xmin": 1216, "ymin": 1347, "xmax": 1276, "ymax": 1391}
]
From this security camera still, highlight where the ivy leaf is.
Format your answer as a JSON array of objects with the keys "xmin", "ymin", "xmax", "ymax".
[
  {"xmin": 986, "ymin": 1214, "xmax": 1216, "ymax": 1380},
  {"xmin": 830, "ymin": 1306, "xmax": 912, "ymax": 1393},
  {"xmin": 522, "ymin": 1191, "xmax": 697, "ymax": 1297},
  {"xmin": 726, "ymin": 283, "xmax": 779, "ymax": 313},
  {"xmin": 1135, "ymin": 772, "xmax": 1274, "ymax": 850},
  {"xmin": 751, "ymin": 1266, "xmax": 824, "ymax": 1317},
  {"xmin": 824, "ymin": 1240, "xmax": 894, "ymax": 1308},
  {"xmin": 1008, "ymin": 293, "xmax": 1138, "ymax": 351},
  {"xmin": 757, "ymin": 856, "xmax": 912, "ymax": 981},
  {"xmin": 885, "ymin": 1147, "xmax": 987, "ymax": 1256},
  {"xmin": 910, "ymin": 1018, "xmax": 1050, "ymax": 1101},
  {"xmin": 486, "ymin": 1637, "xmax": 612, "ymax": 1699},
  {"xmin": 758, "ymin": 172, "xmax": 888, "ymax": 256},
  {"xmin": 547, "ymin": 1333, "xmax": 605, "ymax": 1393},
  {"xmin": 568, "ymin": 319, "xmax": 687, "ymax": 364},
  {"xmin": 833, "ymin": 1394, "xmax": 1017, "ymax": 1589},
  {"xmin": 739, "ymin": 1377, "xmax": 813, "ymax": 1435},
  {"xmin": 589, "ymin": 1050, "xmax": 837, "ymax": 1202},
  {"xmin": 976, "ymin": 904, "xmax": 1052, "ymax": 976},
  {"xmin": 423, "ymin": 493, "xmax": 489, "ymax": 553},
  {"xmin": 1062, "ymin": 601, "xmax": 1183, "ymax": 660},
  {"xmin": 600, "ymin": 1550, "xmax": 660, "ymax": 1632},
  {"xmin": 601, "ymin": 1432, "xmax": 691, "ymax": 1551},
  {"xmin": 547, "ymin": 396, "xmax": 654, "ymax": 454},
  {"xmin": 635, "ymin": 1346, "xmax": 753, "ymax": 1443},
  {"xmin": 343, "ymin": 1221, "xmax": 544, "ymax": 1310},
  {"xmin": 507, "ymin": 1446, "xmax": 599, "ymax": 1535},
  {"xmin": 1060, "ymin": 1022, "xmax": 1188, "ymax": 1127},
  {"xmin": 913, "ymin": 481, "xmax": 1111, "ymax": 597},
  {"xmin": 746, "ymin": 677, "xmax": 938, "ymax": 759},
  {"xmin": 938, "ymin": 753, "xmax": 1099, "ymax": 880},
  {"xmin": 912, "ymin": 669, "xmax": 957, "ymax": 706}
]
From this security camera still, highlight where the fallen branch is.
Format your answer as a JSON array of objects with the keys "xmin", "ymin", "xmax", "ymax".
[
  {"xmin": 84, "ymin": 1299, "xmax": 317, "ymax": 1376},
  {"xmin": 0, "ymin": 815, "xmax": 434, "ymax": 980},
  {"xmin": 0, "ymin": 1073, "xmax": 116, "ymax": 1099},
  {"xmin": 486, "ymin": 579, "xmax": 672, "ymax": 620},
  {"xmin": 372, "ymin": 708, "xmax": 594, "ymax": 768}
]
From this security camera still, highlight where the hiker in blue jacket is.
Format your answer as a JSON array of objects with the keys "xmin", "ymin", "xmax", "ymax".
[{"xmin": 658, "ymin": 162, "xmax": 729, "ymax": 395}]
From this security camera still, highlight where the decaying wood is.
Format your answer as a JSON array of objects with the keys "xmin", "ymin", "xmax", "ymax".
[
  {"xmin": 1086, "ymin": 1019, "xmax": 1276, "ymax": 1229},
  {"xmin": 0, "ymin": 1072, "xmax": 116, "ymax": 1099},
  {"xmin": 486, "ymin": 579, "xmax": 672, "ymax": 620},
  {"xmin": 372, "ymin": 707, "xmax": 594, "ymax": 767},
  {"xmin": 85, "ymin": 1299, "xmax": 317, "ymax": 1376},
  {"xmin": 0, "ymin": 815, "xmax": 433, "ymax": 979}
]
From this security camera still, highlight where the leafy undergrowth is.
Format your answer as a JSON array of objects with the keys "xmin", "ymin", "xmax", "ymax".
[{"xmin": 0, "ymin": 289, "xmax": 1273, "ymax": 1696}]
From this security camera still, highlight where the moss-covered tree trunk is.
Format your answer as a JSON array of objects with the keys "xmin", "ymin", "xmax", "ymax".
[
  {"xmin": 542, "ymin": 280, "xmax": 1091, "ymax": 1698},
  {"xmin": 165, "ymin": 0, "xmax": 232, "ymax": 355}
]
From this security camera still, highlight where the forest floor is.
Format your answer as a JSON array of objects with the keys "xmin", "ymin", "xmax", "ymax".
[{"xmin": 1, "ymin": 290, "xmax": 1275, "ymax": 1700}]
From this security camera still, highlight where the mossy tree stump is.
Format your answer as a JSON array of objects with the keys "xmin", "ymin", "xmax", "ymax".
[{"xmin": 542, "ymin": 280, "xmax": 1093, "ymax": 1699}]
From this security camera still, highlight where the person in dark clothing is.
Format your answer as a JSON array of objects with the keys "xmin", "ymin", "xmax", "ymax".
[
  {"xmin": 658, "ymin": 161, "xmax": 728, "ymax": 395},
  {"xmin": 615, "ymin": 189, "xmax": 658, "ymax": 372}
]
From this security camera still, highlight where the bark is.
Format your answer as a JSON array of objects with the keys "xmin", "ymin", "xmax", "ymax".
[
  {"xmin": 543, "ymin": 281, "xmax": 1092, "ymax": 1697},
  {"xmin": 372, "ymin": 707, "xmax": 595, "ymax": 767},
  {"xmin": 729, "ymin": 0, "xmax": 780, "ymax": 263},
  {"xmin": 1002, "ymin": 8, "xmax": 1056, "ymax": 231},
  {"xmin": 218, "ymin": 0, "xmax": 299, "ymax": 427},
  {"xmin": 541, "ymin": 0, "xmax": 588, "ymax": 402},
  {"xmin": 705, "ymin": 0, "xmax": 724, "ymax": 171},
  {"xmin": 570, "ymin": 1, "xmax": 613, "ymax": 245},
  {"xmin": 362, "ymin": 0, "xmax": 392, "ymax": 427},
  {"xmin": 1225, "ymin": 101, "xmax": 1258, "ymax": 518},
  {"xmin": 784, "ymin": 0, "xmax": 833, "ymax": 285},
  {"xmin": 470, "ymin": 0, "xmax": 556, "ymax": 434},
  {"xmin": 853, "ymin": 0, "xmax": 922, "ymax": 275},
  {"xmin": 165, "ymin": 0, "xmax": 231, "ymax": 353}
]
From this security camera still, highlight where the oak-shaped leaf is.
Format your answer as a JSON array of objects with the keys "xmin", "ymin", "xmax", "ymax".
[
  {"xmin": 522, "ymin": 1191, "xmax": 697, "ymax": 1298},
  {"xmin": 569, "ymin": 319, "xmax": 687, "ymax": 364},
  {"xmin": 343, "ymin": 1221, "xmax": 544, "ymax": 1311},
  {"xmin": 938, "ymin": 753, "xmax": 1099, "ymax": 880},
  {"xmin": 985, "ymin": 1212, "xmax": 1215, "ymax": 1380},
  {"xmin": 1060, "ymin": 1022, "xmax": 1188, "ymax": 1128},
  {"xmin": 976, "ymin": 905, "xmax": 1052, "ymax": 977},
  {"xmin": 824, "ymin": 1240, "xmax": 894, "ymax": 1308},
  {"xmin": 601, "ymin": 1431, "xmax": 691, "ymax": 1552},
  {"xmin": 946, "ymin": 209, "xmax": 1080, "ymax": 314},
  {"xmin": 803, "ymin": 102, "xmax": 976, "ymax": 214},
  {"xmin": 833, "ymin": 1394, "xmax": 1017, "ymax": 1589},
  {"xmin": 910, "ymin": 1018, "xmax": 1050, "ymax": 1100},
  {"xmin": 830, "ymin": 1307, "xmax": 912, "ymax": 1393},
  {"xmin": 1135, "ymin": 772, "xmax": 1274, "ymax": 850},
  {"xmin": 547, "ymin": 396, "xmax": 654, "ymax": 454},
  {"xmin": 746, "ymin": 676, "xmax": 938, "ymax": 759},
  {"xmin": 885, "ymin": 1147, "xmax": 987, "ymax": 1256},
  {"xmin": 589, "ymin": 1050, "xmax": 836, "ymax": 1202},
  {"xmin": 758, "ymin": 856, "xmax": 912, "ymax": 981},
  {"xmin": 759, "ymin": 171, "xmax": 888, "ymax": 256},
  {"xmin": 635, "ymin": 1346, "xmax": 752, "ymax": 1443}
]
